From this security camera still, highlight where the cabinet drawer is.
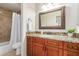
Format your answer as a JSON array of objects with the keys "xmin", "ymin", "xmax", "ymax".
[
  {"xmin": 34, "ymin": 37, "xmax": 45, "ymax": 44},
  {"xmin": 64, "ymin": 42, "xmax": 79, "ymax": 50},
  {"xmin": 47, "ymin": 39, "xmax": 59, "ymax": 47}
]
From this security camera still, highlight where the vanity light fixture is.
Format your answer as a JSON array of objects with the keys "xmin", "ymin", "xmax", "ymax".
[
  {"xmin": 41, "ymin": 3, "xmax": 64, "ymax": 11},
  {"xmin": 41, "ymin": 4, "xmax": 47, "ymax": 11},
  {"xmin": 41, "ymin": 3, "xmax": 53, "ymax": 11}
]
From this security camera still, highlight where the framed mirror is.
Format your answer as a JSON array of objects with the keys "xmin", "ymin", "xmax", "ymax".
[{"xmin": 39, "ymin": 6, "xmax": 65, "ymax": 29}]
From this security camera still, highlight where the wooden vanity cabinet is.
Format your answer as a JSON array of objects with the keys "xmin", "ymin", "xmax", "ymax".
[
  {"xmin": 27, "ymin": 36, "xmax": 63, "ymax": 56},
  {"xmin": 27, "ymin": 36, "xmax": 79, "ymax": 56}
]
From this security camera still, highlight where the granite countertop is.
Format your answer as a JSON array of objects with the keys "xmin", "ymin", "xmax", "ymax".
[{"xmin": 27, "ymin": 34, "xmax": 79, "ymax": 43}]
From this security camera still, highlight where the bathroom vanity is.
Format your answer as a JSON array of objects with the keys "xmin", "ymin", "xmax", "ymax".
[
  {"xmin": 26, "ymin": 5, "xmax": 79, "ymax": 56},
  {"xmin": 26, "ymin": 34, "xmax": 79, "ymax": 56}
]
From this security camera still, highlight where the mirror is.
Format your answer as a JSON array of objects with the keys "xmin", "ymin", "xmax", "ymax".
[{"xmin": 39, "ymin": 6, "xmax": 65, "ymax": 29}]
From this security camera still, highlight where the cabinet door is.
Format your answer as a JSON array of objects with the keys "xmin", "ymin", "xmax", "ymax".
[
  {"xmin": 27, "ymin": 43, "xmax": 33, "ymax": 56},
  {"xmin": 46, "ymin": 46, "xmax": 59, "ymax": 56},
  {"xmin": 27, "ymin": 36, "xmax": 33, "ymax": 56},
  {"xmin": 32, "ymin": 43, "xmax": 45, "ymax": 56}
]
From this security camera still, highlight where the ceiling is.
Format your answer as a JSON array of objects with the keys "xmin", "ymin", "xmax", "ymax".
[{"xmin": 0, "ymin": 3, "xmax": 21, "ymax": 12}]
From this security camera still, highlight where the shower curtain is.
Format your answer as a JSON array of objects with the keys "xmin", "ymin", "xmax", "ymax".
[{"xmin": 10, "ymin": 12, "xmax": 21, "ymax": 52}]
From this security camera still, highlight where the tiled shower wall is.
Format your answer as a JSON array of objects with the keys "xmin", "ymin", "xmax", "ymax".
[{"xmin": 0, "ymin": 8, "xmax": 12, "ymax": 43}]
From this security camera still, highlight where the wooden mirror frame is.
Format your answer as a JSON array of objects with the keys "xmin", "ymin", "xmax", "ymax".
[{"xmin": 39, "ymin": 6, "xmax": 65, "ymax": 29}]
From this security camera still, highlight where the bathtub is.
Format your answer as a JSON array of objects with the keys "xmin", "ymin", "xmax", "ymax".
[{"xmin": 0, "ymin": 41, "xmax": 12, "ymax": 56}]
